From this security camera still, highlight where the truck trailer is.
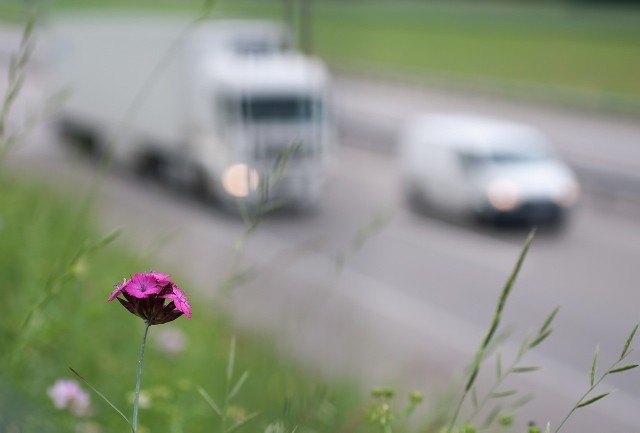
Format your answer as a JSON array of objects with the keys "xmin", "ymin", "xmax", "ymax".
[{"xmin": 48, "ymin": 13, "xmax": 333, "ymax": 209}]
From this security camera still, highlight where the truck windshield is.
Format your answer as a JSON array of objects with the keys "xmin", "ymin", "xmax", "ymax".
[
  {"xmin": 240, "ymin": 96, "xmax": 318, "ymax": 122},
  {"xmin": 232, "ymin": 39, "xmax": 289, "ymax": 56}
]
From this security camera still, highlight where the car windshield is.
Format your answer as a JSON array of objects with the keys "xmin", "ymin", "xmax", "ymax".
[{"xmin": 458, "ymin": 148, "xmax": 551, "ymax": 172}]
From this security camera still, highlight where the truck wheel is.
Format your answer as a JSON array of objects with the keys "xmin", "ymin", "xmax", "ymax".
[
  {"xmin": 135, "ymin": 152, "xmax": 166, "ymax": 180},
  {"xmin": 403, "ymin": 181, "xmax": 427, "ymax": 212},
  {"xmin": 190, "ymin": 167, "xmax": 213, "ymax": 201},
  {"xmin": 55, "ymin": 118, "xmax": 104, "ymax": 159}
]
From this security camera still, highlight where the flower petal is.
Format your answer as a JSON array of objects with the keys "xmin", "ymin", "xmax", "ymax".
[
  {"xmin": 107, "ymin": 283, "xmax": 124, "ymax": 302},
  {"xmin": 153, "ymin": 302, "xmax": 183, "ymax": 325},
  {"xmin": 117, "ymin": 297, "xmax": 138, "ymax": 316},
  {"xmin": 150, "ymin": 272, "xmax": 172, "ymax": 285},
  {"xmin": 167, "ymin": 286, "xmax": 192, "ymax": 318},
  {"xmin": 123, "ymin": 273, "xmax": 163, "ymax": 298}
]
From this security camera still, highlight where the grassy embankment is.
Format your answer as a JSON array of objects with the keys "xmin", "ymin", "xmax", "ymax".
[
  {"xmin": 0, "ymin": 175, "xmax": 362, "ymax": 432},
  {"xmin": 3, "ymin": 0, "xmax": 639, "ymax": 111}
]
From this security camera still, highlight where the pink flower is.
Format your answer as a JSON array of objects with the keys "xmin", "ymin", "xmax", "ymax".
[
  {"xmin": 107, "ymin": 272, "xmax": 192, "ymax": 325},
  {"xmin": 47, "ymin": 379, "xmax": 92, "ymax": 417},
  {"xmin": 163, "ymin": 286, "xmax": 192, "ymax": 318}
]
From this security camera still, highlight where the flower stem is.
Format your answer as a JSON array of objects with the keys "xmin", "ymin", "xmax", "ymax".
[{"xmin": 132, "ymin": 321, "xmax": 151, "ymax": 433}]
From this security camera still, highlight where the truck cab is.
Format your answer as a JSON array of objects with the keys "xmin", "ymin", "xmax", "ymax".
[{"xmin": 186, "ymin": 32, "xmax": 332, "ymax": 208}]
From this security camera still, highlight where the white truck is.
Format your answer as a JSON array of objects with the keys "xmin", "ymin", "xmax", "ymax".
[{"xmin": 48, "ymin": 13, "xmax": 333, "ymax": 209}]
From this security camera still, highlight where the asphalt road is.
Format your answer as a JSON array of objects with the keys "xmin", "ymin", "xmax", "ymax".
[{"xmin": 3, "ymin": 28, "xmax": 640, "ymax": 433}]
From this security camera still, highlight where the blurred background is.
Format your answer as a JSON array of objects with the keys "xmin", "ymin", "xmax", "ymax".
[{"xmin": 1, "ymin": 1, "xmax": 640, "ymax": 432}]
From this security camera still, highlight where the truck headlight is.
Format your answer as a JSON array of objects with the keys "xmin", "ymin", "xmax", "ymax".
[
  {"xmin": 222, "ymin": 163, "xmax": 259, "ymax": 198},
  {"xmin": 487, "ymin": 178, "xmax": 520, "ymax": 211}
]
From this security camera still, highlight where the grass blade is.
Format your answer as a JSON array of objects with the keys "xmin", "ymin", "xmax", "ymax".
[
  {"xmin": 518, "ymin": 332, "xmax": 531, "ymax": 358},
  {"xmin": 471, "ymin": 385, "xmax": 478, "ymax": 409},
  {"xmin": 590, "ymin": 345, "xmax": 599, "ymax": 387},
  {"xmin": 225, "ymin": 411, "xmax": 259, "ymax": 433},
  {"xmin": 529, "ymin": 328, "xmax": 553, "ymax": 349},
  {"xmin": 608, "ymin": 364, "xmax": 638, "ymax": 374},
  {"xmin": 508, "ymin": 393, "xmax": 535, "ymax": 411},
  {"xmin": 620, "ymin": 324, "xmax": 638, "ymax": 360},
  {"xmin": 490, "ymin": 390, "xmax": 517, "ymax": 399},
  {"xmin": 227, "ymin": 336, "xmax": 236, "ymax": 385},
  {"xmin": 539, "ymin": 306, "xmax": 560, "ymax": 336},
  {"xmin": 512, "ymin": 366, "xmax": 541, "ymax": 373},
  {"xmin": 483, "ymin": 405, "xmax": 502, "ymax": 428},
  {"xmin": 577, "ymin": 392, "xmax": 609, "ymax": 408},
  {"xmin": 69, "ymin": 367, "xmax": 132, "ymax": 430},
  {"xmin": 482, "ymin": 229, "xmax": 535, "ymax": 350},
  {"xmin": 90, "ymin": 228, "xmax": 122, "ymax": 251},
  {"xmin": 228, "ymin": 370, "xmax": 250, "ymax": 401},
  {"xmin": 197, "ymin": 386, "xmax": 223, "ymax": 419}
]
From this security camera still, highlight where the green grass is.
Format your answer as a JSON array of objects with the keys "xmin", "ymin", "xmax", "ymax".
[
  {"xmin": 0, "ymin": 176, "xmax": 361, "ymax": 433},
  {"xmin": 3, "ymin": 1, "xmax": 640, "ymax": 100},
  {"xmin": 310, "ymin": 2, "xmax": 640, "ymax": 99}
]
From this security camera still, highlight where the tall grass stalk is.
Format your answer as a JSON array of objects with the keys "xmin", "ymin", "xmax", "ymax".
[
  {"xmin": 0, "ymin": 10, "xmax": 36, "ymax": 162},
  {"xmin": 465, "ymin": 306, "xmax": 558, "ymax": 426},
  {"xmin": 553, "ymin": 324, "xmax": 638, "ymax": 433},
  {"xmin": 447, "ymin": 229, "xmax": 535, "ymax": 432},
  {"xmin": 197, "ymin": 337, "xmax": 258, "ymax": 433}
]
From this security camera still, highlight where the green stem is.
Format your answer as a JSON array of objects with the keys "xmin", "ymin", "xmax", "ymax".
[
  {"xmin": 132, "ymin": 321, "xmax": 151, "ymax": 433},
  {"xmin": 553, "ymin": 356, "xmax": 625, "ymax": 433},
  {"xmin": 448, "ymin": 393, "xmax": 467, "ymax": 433},
  {"xmin": 467, "ymin": 355, "xmax": 522, "ymax": 424},
  {"xmin": 553, "ymin": 382, "xmax": 598, "ymax": 433}
]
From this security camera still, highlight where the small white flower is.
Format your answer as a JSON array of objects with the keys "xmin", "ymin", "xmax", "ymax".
[
  {"xmin": 75, "ymin": 421, "xmax": 102, "ymax": 433},
  {"xmin": 47, "ymin": 379, "xmax": 92, "ymax": 417},
  {"xmin": 153, "ymin": 327, "xmax": 187, "ymax": 356},
  {"xmin": 127, "ymin": 390, "xmax": 152, "ymax": 409}
]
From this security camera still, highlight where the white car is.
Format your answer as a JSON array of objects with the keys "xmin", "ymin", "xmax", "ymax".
[{"xmin": 398, "ymin": 114, "xmax": 580, "ymax": 224}]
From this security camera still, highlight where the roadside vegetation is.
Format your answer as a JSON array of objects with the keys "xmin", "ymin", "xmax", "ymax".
[{"xmin": 0, "ymin": 176, "xmax": 363, "ymax": 432}]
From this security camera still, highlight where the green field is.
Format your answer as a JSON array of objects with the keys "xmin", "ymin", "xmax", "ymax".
[
  {"xmin": 3, "ymin": 0, "xmax": 640, "ymax": 103},
  {"xmin": 0, "ymin": 176, "xmax": 361, "ymax": 432},
  {"xmin": 311, "ymin": 2, "xmax": 640, "ymax": 98}
]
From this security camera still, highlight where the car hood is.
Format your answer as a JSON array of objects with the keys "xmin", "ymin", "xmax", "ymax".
[{"xmin": 475, "ymin": 161, "xmax": 577, "ymax": 199}]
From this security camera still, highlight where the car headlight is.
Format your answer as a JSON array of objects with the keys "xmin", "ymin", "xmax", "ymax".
[
  {"xmin": 222, "ymin": 163, "xmax": 259, "ymax": 198},
  {"xmin": 552, "ymin": 180, "xmax": 580, "ymax": 208},
  {"xmin": 487, "ymin": 178, "xmax": 520, "ymax": 211}
]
